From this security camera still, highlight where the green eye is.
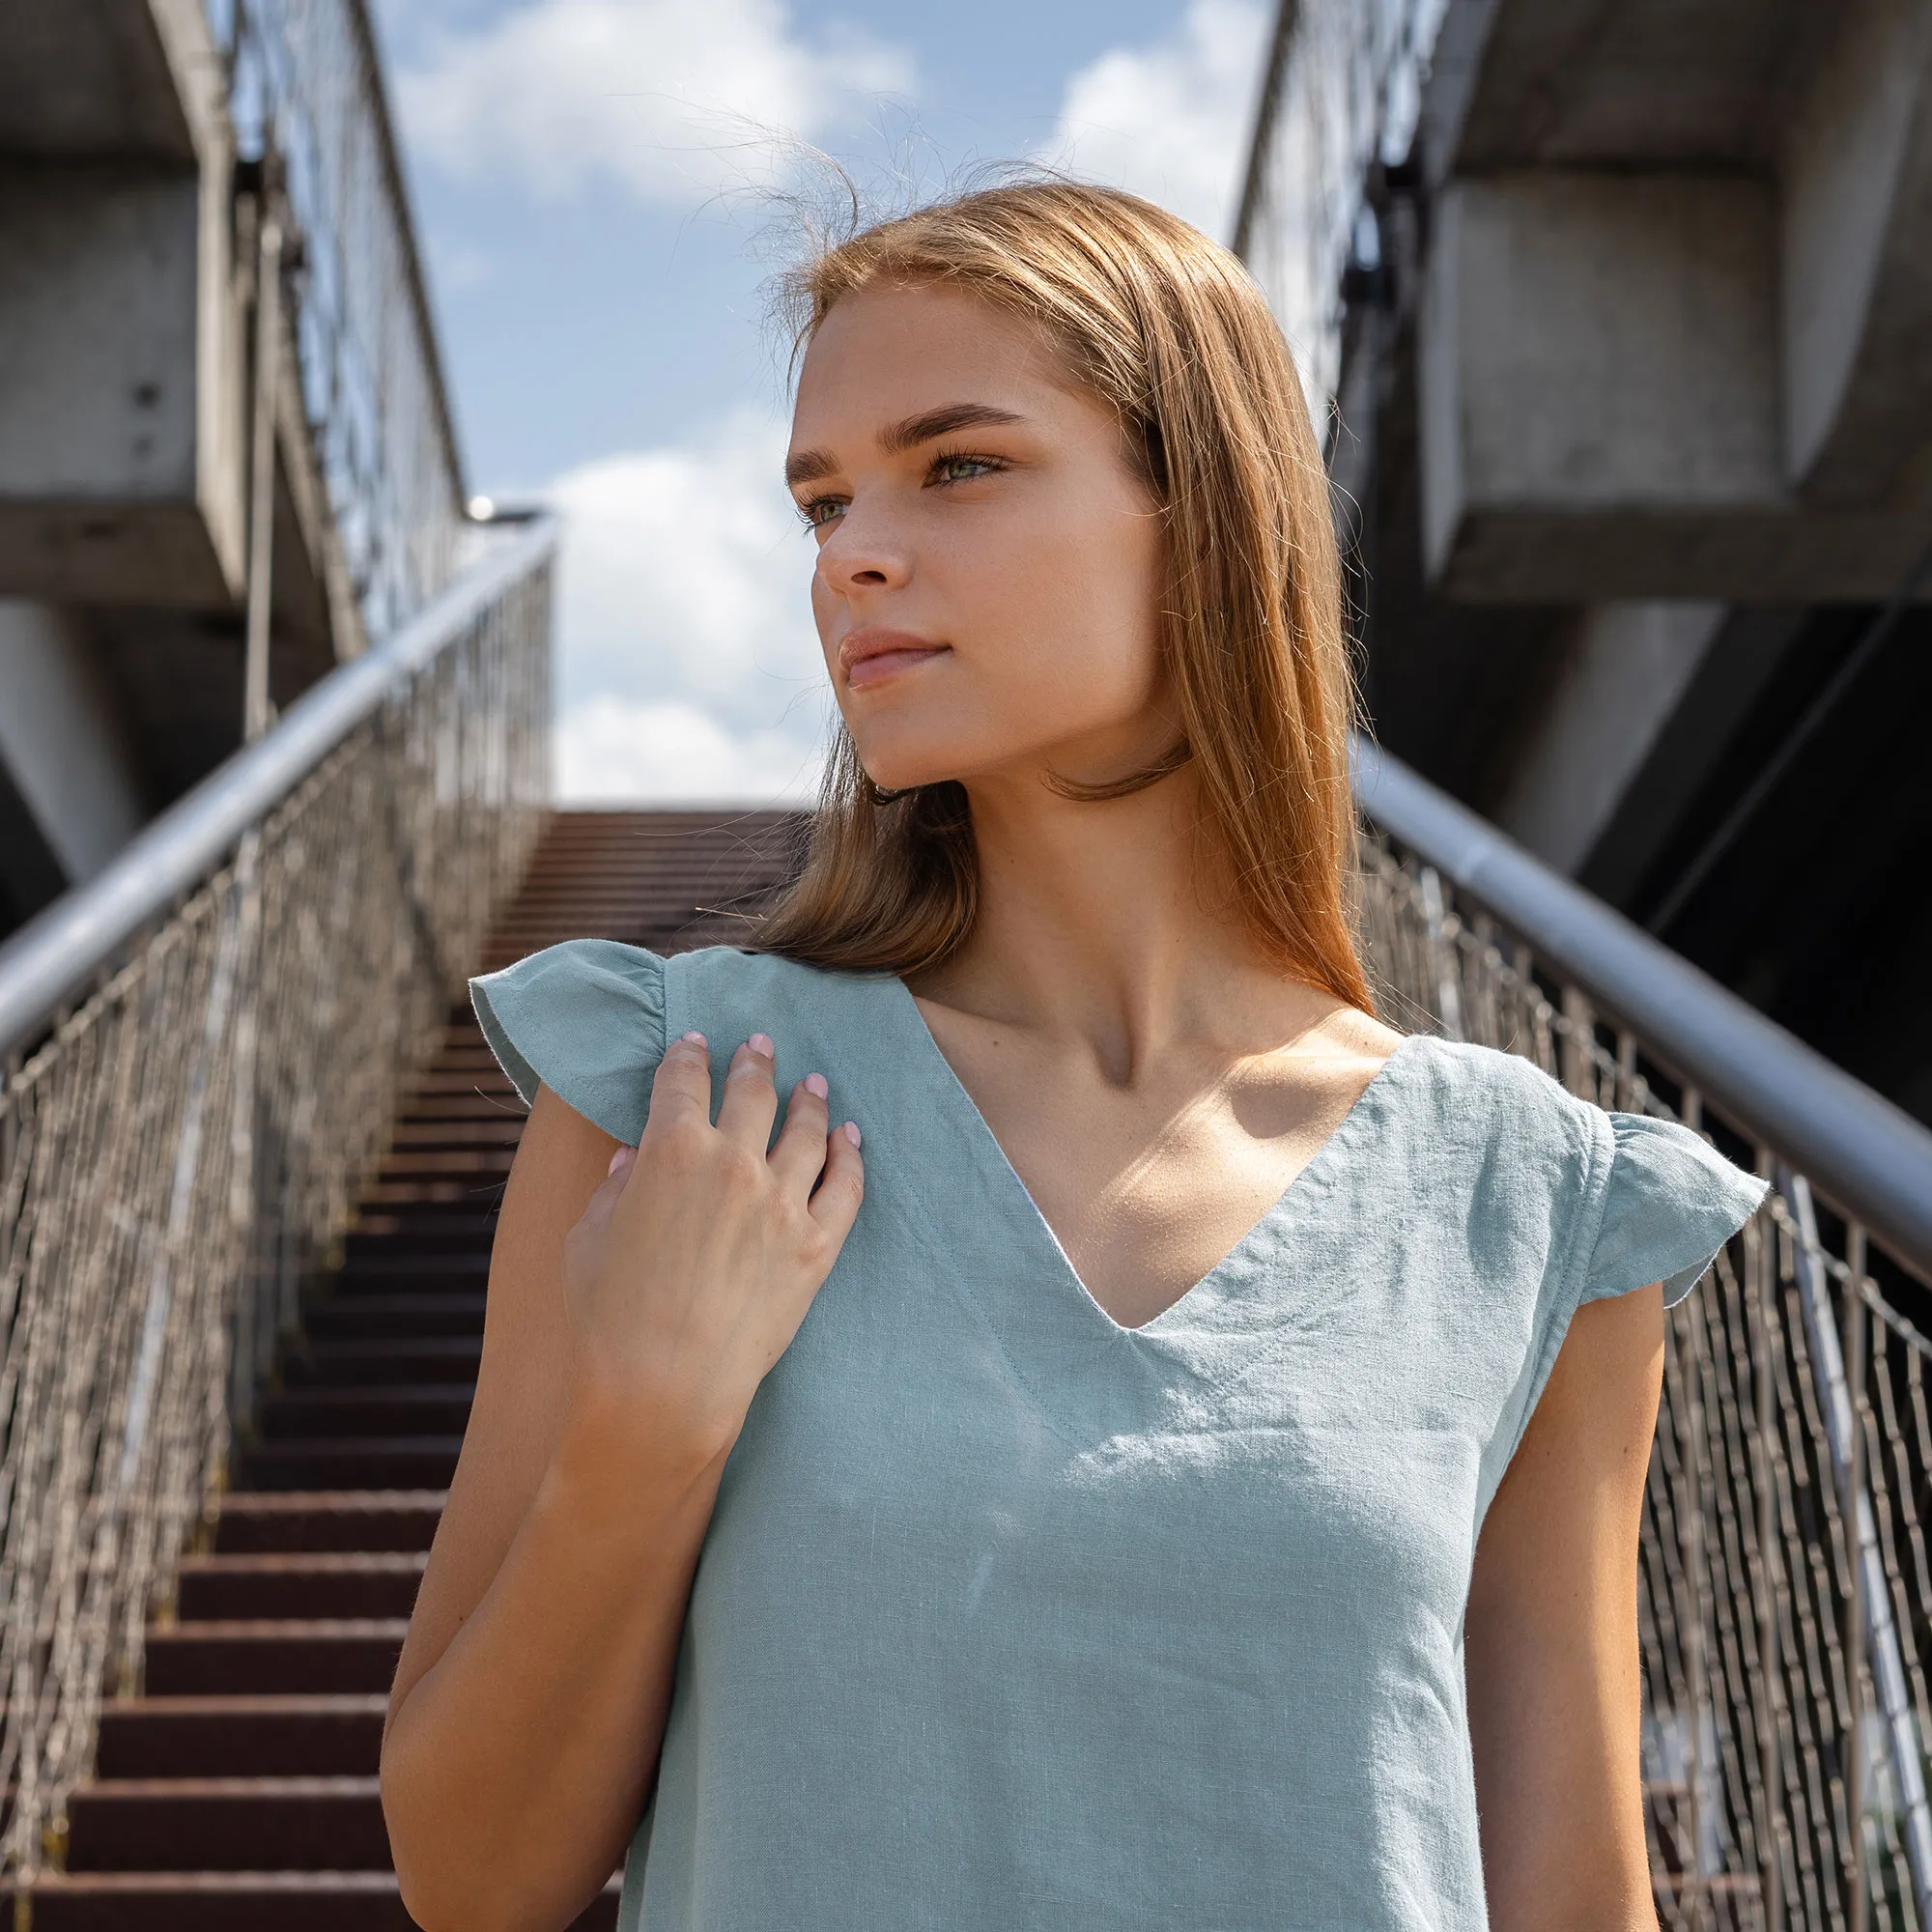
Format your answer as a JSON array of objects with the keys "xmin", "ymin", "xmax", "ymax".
[{"xmin": 930, "ymin": 451, "xmax": 1002, "ymax": 486}]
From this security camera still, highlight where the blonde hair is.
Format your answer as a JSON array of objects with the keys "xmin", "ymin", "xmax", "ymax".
[{"xmin": 754, "ymin": 179, "xmax": 1371, "ymax": 1013}]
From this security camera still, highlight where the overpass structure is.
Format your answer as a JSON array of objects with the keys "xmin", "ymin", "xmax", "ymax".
[
  {"xmin": 1, "ymin": 2, "xmax": 1931, "ymax": 1927},
  {"xmin": 1239, "ymin": 0, "xmax": 1932, "ymax": 1138},
  {"xmin": 1238, "ymin": 4, "xmax": 1932, "ymax": 1926},
  {"xmin": 0, "ymin": 0, "xmax": 467, "ymax": 940}
]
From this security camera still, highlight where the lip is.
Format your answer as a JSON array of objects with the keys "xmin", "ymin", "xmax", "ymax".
[{"xmin": 839, "ymin": 627, "xmax": 950, "ymax": 691}]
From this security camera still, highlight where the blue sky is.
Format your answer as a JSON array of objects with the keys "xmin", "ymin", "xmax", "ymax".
[{"xmin": 371, "ymin": 0, "xmax": 1272, "ymax": 801}]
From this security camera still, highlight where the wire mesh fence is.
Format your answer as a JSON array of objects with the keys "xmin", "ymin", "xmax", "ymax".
[
  {"xmin": 211, "ymin": 0, "xmax": 468, "ymax": 642},
  {"xmin": 0, "ymin": 553, "xmax": 549, "ymax": 1878},
  {"xmin": 1362, "ymin": 833, "xmax": 1932, "ymax": 1932},
  {"xmin": 1236, "ymin": 0, "xmax": 1448, "ymax": 414}
]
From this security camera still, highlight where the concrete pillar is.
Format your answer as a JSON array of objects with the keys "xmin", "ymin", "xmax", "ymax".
[
  {"xmin": 0, "ymin": 599, "xmax": 148, "ymax": 885},
  {"xmin": 1493, "ymin": 602, "xmax": 1724, "ymax": 874}
]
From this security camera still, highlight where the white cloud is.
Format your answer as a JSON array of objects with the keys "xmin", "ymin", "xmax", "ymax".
[
  {"xmin": 396, "ymin": 0, "xmax": 912, "ymax": 204},
  {"xmin": 555, "ymin": 696, "xmax": 822, "ymax": 803},
  {"xmin": 546, "ymin": 406, "xmax": 831, "ymax": 803},
  {"xmin": 1039, "ymin": 0, "xmax": 1269, "ymax": 242}
]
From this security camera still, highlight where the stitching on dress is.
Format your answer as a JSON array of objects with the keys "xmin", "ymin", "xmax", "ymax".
[{"xmin": 1473, "ymin": 1097, "xmax": 1616, "ymax": 1536}]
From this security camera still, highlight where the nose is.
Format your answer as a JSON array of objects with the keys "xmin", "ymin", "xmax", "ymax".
[{"xmin": 814, "ymin": 501, "xmax": 912, "ymax": 601}]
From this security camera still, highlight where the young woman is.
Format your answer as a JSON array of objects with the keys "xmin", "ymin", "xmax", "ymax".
[{"xmin": 380, "ymin": 183, "xmax": 1765, "ymax": 1932}]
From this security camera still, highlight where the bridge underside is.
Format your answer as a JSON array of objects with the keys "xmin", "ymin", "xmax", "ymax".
[
  {"xmin": 1340, "ymin": 0, "xmax": 1932, "ymax": 1128},
  {"xmin": 0, "ymin": 0, "xmax": 360, "ymax": 939}
]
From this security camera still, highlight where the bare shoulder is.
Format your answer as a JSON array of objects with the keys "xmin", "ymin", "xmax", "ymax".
[{"xmin": 1288, "ymin": 996, "xmax": 1407, "ymax": 1080}]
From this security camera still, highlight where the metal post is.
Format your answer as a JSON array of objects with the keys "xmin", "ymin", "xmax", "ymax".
[
  {"xmin": 1418, "ymin": 866, "xmax": 1463, "ymax": 1039},
  {"xmin": 1845, "ymin": 1222, "xmax": 1869, "ymax": 1932},
  {"xmin": 1678, "ymin": 1088, "xmax": 1711, "ymax": 1927},
  {"xmin": 244, "ymin": 193, "xmax": 284, "ymax": 747},
  {"xmin": 1752, "ymin": 1150, "xmax": 1784, "ymax": 1932}
]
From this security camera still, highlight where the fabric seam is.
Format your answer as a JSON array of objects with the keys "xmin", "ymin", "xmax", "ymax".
[{"xmin": 1476, "ymin": 1098, "xmax": 1616, "ymax": 1534}]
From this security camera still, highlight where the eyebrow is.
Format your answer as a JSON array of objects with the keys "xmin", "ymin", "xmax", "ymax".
[{"xmin": 783, "ymin": 403, "xmax": 1029, "ymax": 489}]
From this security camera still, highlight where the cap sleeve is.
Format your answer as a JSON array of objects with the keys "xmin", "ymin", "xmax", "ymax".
[
  {"xmin": 1583, "ymin": 1112, "xmax": 1770, "ymax": 1309},
  {"xmin": 469, "ymin": 938, "xmax": 667, "ymax": 1146}
]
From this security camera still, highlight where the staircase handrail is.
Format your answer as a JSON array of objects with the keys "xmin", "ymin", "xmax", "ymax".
[
  {"xmin": 0, "ymin": 514, "xmax": 556, "ymax": 1060},
  {"xmin": 1352, "ymin": 736, "xmax": 1932, "ymax": 1282}
]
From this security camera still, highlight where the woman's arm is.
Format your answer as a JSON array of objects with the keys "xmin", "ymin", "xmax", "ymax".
[
  {"xmin": 1465, "ymin": 1283, "xmax": 1665, "ymax": 1932},
  {"xmin": 379, "ymin": 1033, "xmax": 864, "ymax": 1932}
]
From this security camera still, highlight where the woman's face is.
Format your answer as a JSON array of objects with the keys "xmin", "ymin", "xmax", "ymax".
[{"xmin": 787, "ymin": 284, "xmax": 1172, "ymax": 795}]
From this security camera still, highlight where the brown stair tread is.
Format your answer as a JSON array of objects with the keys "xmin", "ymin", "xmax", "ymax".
[{"xmin": 183, "ymin": 1554, "xmax": 427, "ymax": 1576}]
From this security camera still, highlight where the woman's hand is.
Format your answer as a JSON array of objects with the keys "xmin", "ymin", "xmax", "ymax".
[{"xmin": 558, "ymin": 1030, "xmax": 865, "ymax": 1465}]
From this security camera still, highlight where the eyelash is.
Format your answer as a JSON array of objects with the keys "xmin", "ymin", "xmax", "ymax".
[{"xmin": 794, "ymin": 447, "xmax": 1008, "ymax": 531}]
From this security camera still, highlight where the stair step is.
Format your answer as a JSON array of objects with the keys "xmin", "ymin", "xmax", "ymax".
[
  {"xmin": 239, "ymin": 1438, "xmax": 464, "ymax": 1492},
  {"xmin": 57, "ymin": 815, "xmax": 795, "ymax": 1899},
  {"xmin": 213, "ymin": 1493, "xmax": 446, "ymax": 1554},
  {"xmin": 259, "ymin": 1388, "xmax": 474, "ymax": 1440},
  {"xmin": 375, "ymin": 1151, "xmax": 515, "ymax": 1182},
  {"xmin": 142, "ymin": 1622, "xmax": 409, "ymax": 1695},
  {"xmin": 97, "ymin": 1695, "xmax": 387, "ymax": 1777},
  {"xmin": 336, "ymin": 1252, "xmax": 490, "ymax": 1288},
  {"xmin": 8, "ymin": 1872, "xmax": 621, "ymax": 1932},
  {"xmin": 305, "ymin": 1294, "xmax": 486, "ymax": 1340},
  {"xmin": 281, "ymin": 1338, "xmax": 483, "ymax": 1387},
  {"xmin": 389, "ymin": 1121, "xmax": 524, "ymax": 1151},
  {"xmin": 177, "ymin": 1553, "xmax": 427, "ymax": 1621},
  {"xmin": 356, "ymin": 1181, "xmax": 505, "ymax": 1209},
  {"xmin": 65, "ymin": 1776, "xmax": 390, "ymax": 1872},
  {"xmin": 345, "ymin": 1213, "xmax": 499, "ymax": 1254}
]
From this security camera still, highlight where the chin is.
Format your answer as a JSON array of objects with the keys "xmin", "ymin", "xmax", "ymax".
[{"xmin": 848, "ymin": 724, "xmax": 989, "ymax": 794}]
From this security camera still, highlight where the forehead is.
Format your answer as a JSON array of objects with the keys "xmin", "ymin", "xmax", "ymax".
[{"xmin": 790, "ymin": 284, "xmax": 1074, "ymax": 439}]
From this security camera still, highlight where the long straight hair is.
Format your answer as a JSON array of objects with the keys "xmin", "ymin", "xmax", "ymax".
[{"xmin": 754, "ymin": 180, "xmax": 1371, "ymax": 1013}]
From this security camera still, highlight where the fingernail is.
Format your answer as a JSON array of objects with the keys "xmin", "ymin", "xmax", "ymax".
[
  {"xmin": 680, "ymin": 1030, "xmax": 705, "ymax": 1045},
  {"xmin": 842, "ymin": 1121, "xmax": 862, "ymax": 1148},
  {"xmin": 607, "ymin": 1145, "xmax": 636, "ymax": 1176},
  {"xmin": 804, "ymin": 1071, "xmax": 828, "ymax": 1099},
  {"xmin": 749, "ymin": 1032, "xmax": 775, "ymax": 1057}
]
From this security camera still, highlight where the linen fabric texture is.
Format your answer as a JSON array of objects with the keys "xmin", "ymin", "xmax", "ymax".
[{"xmin": 469, "ymin": 938, "xmax": 1769, "ymax": 1932}]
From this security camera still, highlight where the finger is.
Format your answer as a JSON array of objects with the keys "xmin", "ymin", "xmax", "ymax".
[
  {"xmin": 768, "ymin": 1071, "xmax": 831, "ymax": 1195},
  {"xmin": 806, "ymin": 1119, "xmax": 865, "ymax": 1240},
  {"xmin": 714, "ymin": 1033, "xmax": 780, "ymax": 1151},
  {"xmin": 643, "ymin": 1031, "xmax": 714, "ymax": 1135}
]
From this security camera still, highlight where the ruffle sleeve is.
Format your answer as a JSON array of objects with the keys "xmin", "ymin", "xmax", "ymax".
[
  {"xmin": 1582, "ymin": 1112, "xmax": 1770, "ymax": 1309},
  {"xmin": 468, "ymin": 938, "xmax": 668, "ymax": 1146}
]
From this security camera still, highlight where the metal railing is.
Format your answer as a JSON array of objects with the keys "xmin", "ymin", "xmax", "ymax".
[
  {"xmin": 1358, "ymin": 738, "xmax": 1932, "ymax": 1932},
  {"xmin": 0, "ymin": 517, "xmax": 554, "ymax": 1877},
  {"xmin": 1234, "ymin": 0, "xmax": 1447, "ymax": 412},
  {"xmin": 213, "ymin": 0, "xmax": 469, "ymax": 642}
]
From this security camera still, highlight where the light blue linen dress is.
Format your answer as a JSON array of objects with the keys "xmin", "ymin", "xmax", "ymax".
[{"xmin": 469, "ymin": 937, "xmax": 1769, "ymax": 1932}]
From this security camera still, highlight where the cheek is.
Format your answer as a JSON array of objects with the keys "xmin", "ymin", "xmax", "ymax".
[{"xmin": 990, "ymin": 502, "xmax": 1165, "ymax": 706}]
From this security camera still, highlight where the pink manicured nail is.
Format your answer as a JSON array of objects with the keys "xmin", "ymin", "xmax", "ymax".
[
  {"xmin": 842, "ymin": 1121, "xmax": 862, "ymax": 1148},
  {"xmin": 804, "ymin": 1072, "xmax": 828, "ymax": 1099},
  {"xmin": 607, "ymin": 1146, "xmax": 635, "ymax": 1176},
  {"xmin": 749, "ymin": 1032, "xmax": 775, "ymax": 1057},
  {"xmin": 680, "ymin": 1030, "xmax": 705, "ymax": 1044}
]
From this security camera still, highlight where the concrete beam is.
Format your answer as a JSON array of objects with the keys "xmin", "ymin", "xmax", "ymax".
[
  {"xmin": 1418, "ymin": 170, "xmax": 1931, "ymax": 600},
  {"xmin": 1423, "ymin": 0, "xmax": 1825, "ymax": 177},
  {"xmin": 1780, "ymin": 0, "xmax": 1932, "ymax": 506},
  {"xmin": 0, "ymin": 164, "xmax": 245, "ymax": 605},
  {"xmin": 0, "ymin": 0, "xmax": 195, "ymax": 163},
  {"xmin": 0, "ymin": 599, "xmax": 148, "ymax": 883}
]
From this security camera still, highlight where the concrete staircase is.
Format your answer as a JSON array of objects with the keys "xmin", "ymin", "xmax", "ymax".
[{"xmin": 11, "ymin": 809, "xmax": 801, "ymax": 1930}]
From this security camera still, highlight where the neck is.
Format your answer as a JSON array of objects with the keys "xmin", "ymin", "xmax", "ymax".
[{"xmin": 911, "ymin": 764, "xmax": 1340, "ymax": 1074}]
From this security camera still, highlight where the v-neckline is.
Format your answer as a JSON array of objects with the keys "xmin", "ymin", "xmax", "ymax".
[{"xmin": 882, "ymin": 974, "xmax": 1419, "ymax": 1338}]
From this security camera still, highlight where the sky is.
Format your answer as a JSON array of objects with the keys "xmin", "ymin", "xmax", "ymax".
[{"xmin": 370, "ymin": 0, "xmax": 1275, "ymax": 803}]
